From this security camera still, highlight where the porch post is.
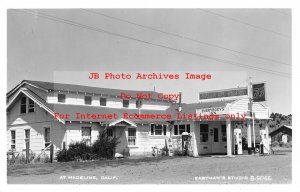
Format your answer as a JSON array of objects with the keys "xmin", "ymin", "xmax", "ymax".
[
  {"xmin": 226, "ymin": 120, "xmax": 232, "ymax": 156},
  {"xmin": 265, "ymin": 122, "xmax": 270, "ymax": 153},
  {"xmin": 191, "ymin": 123, "xmax": 198, "ymax": 157},
  {"xmin": 247, "ymin": 118, "xmax": 252, "ymax": 154}
]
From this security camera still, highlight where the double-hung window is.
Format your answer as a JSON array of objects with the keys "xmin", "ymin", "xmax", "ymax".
[
  {"xmin": 11, "ymin": 130, "xmax": 16, "ymax": 150},
  {"xmin": 150, "ymin": 124, "xmax": 167, "ymax": 136},
  {"xmin": 173, "ymin": 124, "xmax": 190, "ymax": 135},
  {"xmin": 24, "ymin": 129, "xmax": 30, "ymax": 149},
  {"xmin": 44, "ymin": 128, "xmax": 51, "ymax": 148},
  {"xmin": 82, "ymin": 127, "xmax": 91, "ymax": 145},
  {"xmin": 107, "ymin": 128, "xmax": 113, "ymax": 137},
  {"xmin": 128, "ymin": 128, "xmax": 136, "ymax": 146}
]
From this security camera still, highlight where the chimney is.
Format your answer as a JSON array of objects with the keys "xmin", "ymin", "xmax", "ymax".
[{"xmin": 178, "ymin": 92, "xmax": 182, "ymax": 112}]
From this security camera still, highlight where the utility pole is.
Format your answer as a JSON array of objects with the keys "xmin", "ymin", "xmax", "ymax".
[{"xmin": 248, "ymin": 77, "xmax": 256, "ymax": 154}]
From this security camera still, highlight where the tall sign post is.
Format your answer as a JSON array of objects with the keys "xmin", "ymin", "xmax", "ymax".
[
  {"xmin": 249, "ymin": 79, "xmax": 267, "ymax": 154},
  {"xmin": 248, "ymin": 77, "xmax": 255, "ymax": 154}
]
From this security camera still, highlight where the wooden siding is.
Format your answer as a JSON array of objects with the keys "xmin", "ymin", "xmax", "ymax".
[
  {"xmin": 47, "ymin": 91, "xmax": 171, "ymax": 110},
  {"xmin": 7, "ymin": 94, "xmax": 66, "ymax": 154},
  {"xmin": 228, "ymin": 98, "xmax": 270, "ymax": 119}
]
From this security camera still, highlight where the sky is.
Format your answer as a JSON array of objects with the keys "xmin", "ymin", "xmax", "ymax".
[{"xmin": 7, "ymin": 9, "xmax": 292, "ymax": 115}]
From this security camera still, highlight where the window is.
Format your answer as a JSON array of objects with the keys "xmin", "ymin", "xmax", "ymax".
[
  {"xmin": 20, "ymin": 96, "xmax": 27, "ymax": 114},
  {"xmin": 84, "ymin": 96, "xmax": 92, "ymax": 105},
  {"xmin": 20, "ymin": 97, "xmax": 35, "ymax": 113},
  {"xmin": 25, "ymin": 129, "xmax": 30, "ymax": 149},
  {"xmin": 44, "ymin": 128, "xmax": 51, "ymax": 148},
  {"xmin": 136, "ymin": 100, "xmax": 142, "ymax": 108},
  {"xmin": 58, "ymin": 94, "xmax": 66, "ymax": 103},
  {"xmin": 82, "ymin": 127, "xmax": 91, "ymax": 145},
  {"xmin": 173, "ymin": 124, "xmax": 190, "ymax": 135},
  {"xmin": 213, "ymin": 128, "xmax": 219, "ymax": 142},
  {"xmin": 28, "ymin": 98, "xmax": 35, "ymax": 112},
  {"xmin": 128, "ymin": 128, "xmax": 136, "ymax": 145},
  {"xmin": 174, "ymin": 125, "xmax": 178, "ymax": 135},
  {"xmin": 11, "ymin": 130, "xmax": 16, "ymax": 150},
  {"xmin": 200, "ymin": 124, "xmax": 209, "ymax": 142},
  {"xmin": 221, "ymin": 125, "xmax": 227, "ymax": 142},
  {"xmin": 150, "ymin": 124, "xmax": 167, "ymax": 136},
  {"xmin": 123, "ymin": 100, "xmax": 129, "ymax": 108},
  {"xmin": 107, "ymin": 128, "xmax": 113, "ymax": 137},
  {"xmin": 100, "ymin": 98, "xmax": 107, "ymax": 106}
]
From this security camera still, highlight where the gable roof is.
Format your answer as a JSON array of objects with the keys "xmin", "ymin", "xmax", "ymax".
[
  {"xmin": 7, "ymin": 80, "xmax": 173, "ymax": 102},
  {"xmin": 6, "ymin": 87, "xmax": 66, "ymax": 124}
]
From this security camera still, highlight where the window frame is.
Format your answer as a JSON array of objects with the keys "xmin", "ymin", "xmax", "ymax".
[
  {"xmin": 58, "ymin": 93, "xmax": 66, "ymax": 103},
  {"xmin": 100, "ymin": 97, "xmax": 107, "ymax": 106},
  {"xmin": 24, "ymin": 129, "xmax": 30, "ymax": 149},
  {"xmin": 107, "ymin": 128, "xmax": 113, "ymax": 137},
  {"xmin": 20, "ymin": 96, "xmax": 27, "ymax": 114},
  {"xmin": 82, "ymin": 127, "xmax": 92, "ymax": 145},
  {"xmin": 123, "ymin": 99, "xmax": 129, "ymax": 108},
  {"xmin": 128, "ymin": 128, "xmax": 136, "ymax": 146},
  {"xmin": 173, "ymin": 124, "xmax": 190, "ymax": 136},
  {"xmin": 136, "ymin": 99, "xmax": 142, "ymax": 108},
  {"xmin": 221, "ymin": 124, "xmax": 227, "ymax": 142},
  {"xmin": 200, "ymin": 124, "xmax": 209, "ymax": 143},
  {"xmin": 10, "ymin": 130, "xmax": 16, "ymax": 150},
  {"xmin": 44, "ymin": 127, "xmax": 51, "ymax": 148},
  {"xmin": 84, "ymin": 96, "xmax": 92, "ymax": 105},
  {"xmin": 28, "ymin": 98, "xmax": 35, "ymax": 113},
  {"xmin": 150, "ymin": 124, "xmax": 167, "ymax": 136}
]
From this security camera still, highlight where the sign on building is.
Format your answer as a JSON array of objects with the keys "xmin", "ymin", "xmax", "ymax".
[
  {"xmin": 199, "ymin": 87, "xmax": 248, "ymax": 100},
  {"xmin": 252, "ymin": 83, "xmax": 266, "ymax": 102},
  {"xmin": 196, "ymin": 106, "xmax": 227, "ymax": 115}
]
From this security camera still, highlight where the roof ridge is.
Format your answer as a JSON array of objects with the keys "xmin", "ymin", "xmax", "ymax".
[{"xmin": 25, "ymin": 80, "xmax": 160, "ymax": 94}]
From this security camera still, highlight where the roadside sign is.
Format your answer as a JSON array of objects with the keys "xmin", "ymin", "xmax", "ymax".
[{"xmin": 252, "ymin": 83, "xmax": 266, "ymax": 102}]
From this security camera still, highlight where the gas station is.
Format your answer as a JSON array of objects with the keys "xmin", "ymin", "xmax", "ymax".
[{"xmin": 172, "ymin": 79, "xmax": 271, "ymax": 157}]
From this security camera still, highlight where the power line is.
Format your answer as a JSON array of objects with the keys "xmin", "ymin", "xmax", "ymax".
[
  {"xmin": 199, "ymin": 9, "xmax": 291, "ymax": 39},
  {"xmin": 15, "ymin": 9, "xmax": 291, "ymax": 78},
  {"xmin": 82, "ymin": 9, "xmax": 290, "ymax": 67}
]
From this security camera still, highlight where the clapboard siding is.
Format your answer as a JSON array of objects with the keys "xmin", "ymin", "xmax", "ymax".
[
  {"xmin": 7, "ymin": 94, "xmax": 66, "ymax": 154},
  {"xmin": 47, "ymin": 91, "xmax": 171, "ymax": 110},
  {"xmin": 228, "ymin": 98, "xmax": 270, "ymax": 119}
]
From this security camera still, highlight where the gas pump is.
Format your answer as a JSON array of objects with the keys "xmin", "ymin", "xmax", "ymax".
[
  {"xmin": 182, "ymin": 132, "xmax": 191, "ymax": 156},
  {"xmin": 234, "ymin": 129, "xmax": 243, "ymax": 155},
  {"xmin": 259, "ymin": 130, "xmax": 269, "ymax": 154}
]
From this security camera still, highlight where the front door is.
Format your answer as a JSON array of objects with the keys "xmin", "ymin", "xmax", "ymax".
[{"xmin": 211, "ymin": 127, "xmax": 220, "ymax": 153}]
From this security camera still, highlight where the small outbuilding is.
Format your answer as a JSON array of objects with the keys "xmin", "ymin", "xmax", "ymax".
[{"xmin": 269, "ymin": 125, "xmax": 292, "ymax": 143}]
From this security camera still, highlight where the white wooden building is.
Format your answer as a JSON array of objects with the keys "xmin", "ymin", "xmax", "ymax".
[{"xmin": 7, "ymin": 80, "xmax": 270, "ymax": 157}]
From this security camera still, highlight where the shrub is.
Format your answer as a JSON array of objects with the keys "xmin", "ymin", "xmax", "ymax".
[
  {"xmin": 56, "ymin": 129, "xmax": 120, "ymax": 162},
  {"xmin": 92, "ymin": 130, "xmax": 120, "ymax": 159},
  {"xmin": 56, "ymin": 149, "xmax": 73, "ymax": 162},
  {"xmin": 56, "ymin": 140, "xmax": 93, "ymax": 162}
]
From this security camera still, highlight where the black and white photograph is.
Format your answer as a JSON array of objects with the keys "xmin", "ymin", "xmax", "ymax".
[{"xmin": 2, "ymin": 1, "xmax": 299, "ymax": 191}]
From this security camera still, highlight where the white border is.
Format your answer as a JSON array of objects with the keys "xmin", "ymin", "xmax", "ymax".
[{"xmin": 1, "ymin": 1, "xmax": 299, "ymax": 192}]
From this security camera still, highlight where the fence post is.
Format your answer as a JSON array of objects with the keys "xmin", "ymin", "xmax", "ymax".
[
  {"xmin": 26, "ymin": 142, "xmax": 29, "ymax": 164},
  {"xmin": 50, "ymin": 143, "xmax": 54, "ymax": 163}
]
